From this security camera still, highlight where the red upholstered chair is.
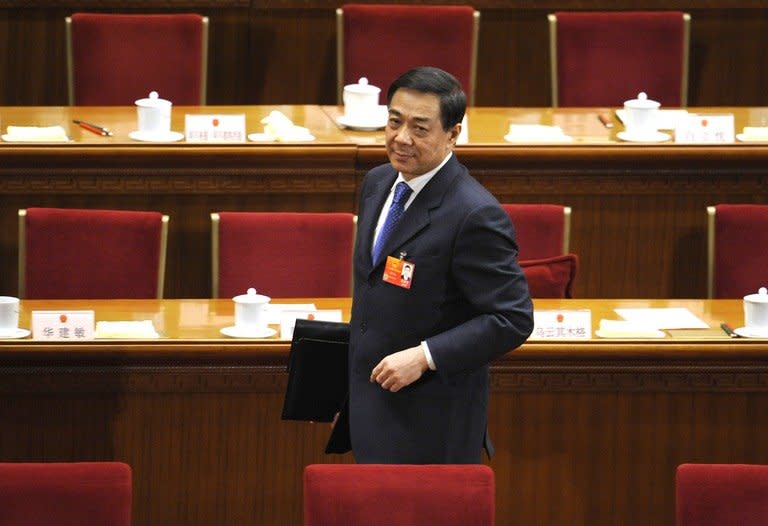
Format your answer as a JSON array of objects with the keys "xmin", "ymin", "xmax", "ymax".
[
  {"xmin": 66, "ymin": 13, "xmax": 208, "ymax": 105},
  {"xmin": 707, "ymin": 204, "xmax": 768, "ymax": 298},
  {"xmin": 501, "ymin": 203, "xmax": 571, "ymax": 260},
  {"xmin": 19, "ymin": 208, "xmax": 169, "ymax": 299},
  {"xmin": 303, "ymin": 464, "xmax": 495, "ymax": 526},
  {"xmin": 548, "ymin": 11, "xmax": 690, "ymax": 107},
  {"xmin": 0, "ymin": 462, "xmax": 132, "ymax": 526},
  {"xmin": 211, "ymin": 212, "xmax": 356, "ymax": 298},
  {"xmin": 337, "ymin": 4, "xmax": 479, "ymax": 105},
  {"xmin": 676, "ymin": 463, "xmax": 768, "ymax": 526},
  {"xmin": 520, "ymin": 253, "xmax": 578, "ymax": 298}
]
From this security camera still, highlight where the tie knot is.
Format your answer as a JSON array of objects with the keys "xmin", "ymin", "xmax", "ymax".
[{"xmin": 393, "ymin": 182, "xmax": 412, "ymax": 205}]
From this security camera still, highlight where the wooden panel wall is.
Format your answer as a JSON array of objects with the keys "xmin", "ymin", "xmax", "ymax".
[
  {"xmin": 2, "ymin": 347, "xmax": 768, "ymax": 526},
  {"xmin": 1, "ymin": 2, "xmax": 767, "ymax": 107}
]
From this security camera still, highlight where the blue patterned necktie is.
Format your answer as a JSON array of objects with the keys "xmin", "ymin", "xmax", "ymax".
[{"xmin": 372, "ymin": 181, "xmax": 413, "ymax": 263}]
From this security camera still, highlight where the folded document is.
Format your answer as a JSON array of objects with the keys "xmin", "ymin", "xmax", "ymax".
[
  {"xmin": 595, "ymin": 319, "xmax": 666, "ymax": 338},
  {"xmin": 505, "ymin": 124, "xmax": 572, "ymax": 142},
  {"xmin": 3, "ymin": 125, "xmax": 69, "ymax": 142},
  {"xmin": 95, "ymin": 320, "xmax": 159, "ymax": 339}
]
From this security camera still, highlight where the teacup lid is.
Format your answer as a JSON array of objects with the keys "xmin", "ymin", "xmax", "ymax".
[
  {"xmin": 624, "ymin": 92, "xmax": 660, "ymax": 109},
  {"xmin": 233, "ymin": 287, "xmax": 271, "ymax": 304},
  {"xmin": 744, "ymin": 286, "xmax": 768, "ymax": 303},
  {"xmin": 135, "ymin": 91, "xmax": 172, "ymax": 107},
  {"xmin": 344, "ymin": 77, "xmax": 381, "ymax": 95}
]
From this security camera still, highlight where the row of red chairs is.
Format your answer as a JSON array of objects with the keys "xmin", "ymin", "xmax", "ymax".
[
  {"xmin": 305, "ymin": 463, "xmax": 768, "ymax": 526},
  {"xmin": 67, "ymin": 8, "xmax": 689, "ymax": 109},
  {"xmin": 16, "ymin": 206, "xmax": 578, "ymax": 300},
  {"xmin": 1, "ymin": 462, "xmax": 766, "ymax": 526},
  {"xmin": 18, "ymin": 204, "xmax": 768, "ymax": 301}
]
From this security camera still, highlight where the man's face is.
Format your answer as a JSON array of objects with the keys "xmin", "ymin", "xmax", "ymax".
[{"xmin": 385, "ymin": 88, "xmax": 460, "ymax": 181}]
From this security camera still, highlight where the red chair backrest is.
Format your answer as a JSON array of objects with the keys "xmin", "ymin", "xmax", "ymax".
[
  {"xmin": 304, "ymin": 464, "xmax": 495, "ymax": 526},
  {"xmin": 520, "ymin": 253, "xmax": 578, "ymax": 298},
  {"xmin": 69, "ymin": 13, "xmax": 206, "ymax": 105},
  {"xmin": 216, "ymin": 212, "xmax": 355, "ymax": 298},
  {"xmin": 501, "ymin": 203, "xmax": 567, "ymax": 260},
  {"xmin": 0, "ymin": 462, "xmax": 132, "ymax": 526},
  {"xmin": 341, "ymin": 4, "xmax": 476, "ymax": 105},
  {"xmin": 23, "ymin": 207, "xmax": 165, "ymax": 299},
  {"xmin": 554, "ymin": 11, "xmax": 687, "ymax": 107},
  {"xmin": 713, "ymin": 204, "xmax": 768, "ymax": 298},
  {"xmin": 676, "ymin": 463, "xmax": 768, "ymax": 526}
]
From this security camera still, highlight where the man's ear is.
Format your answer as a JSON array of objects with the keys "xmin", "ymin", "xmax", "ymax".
[{"xmin": 448, "ymin": 123, "xmax": 461, "ymax": 148}]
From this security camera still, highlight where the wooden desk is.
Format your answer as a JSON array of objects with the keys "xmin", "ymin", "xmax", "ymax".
[
  {"xmin": 1, "ymin": 298, "xmax": 768, "ymax": 526},
  {"xmin": 2, "ymin": 106, "xmax": 767, "ymax": 298}
]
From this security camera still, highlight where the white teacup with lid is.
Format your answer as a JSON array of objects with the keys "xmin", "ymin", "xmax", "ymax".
[
  {"xmin": 623, "ymin": 92, "xmax": 660, "ymax": 139},
  {"xmin": 233, "ymin": 288, "xmax": 271, "ymax": 333},
  {"xmin": 135, "ymin": 91, "xmax": 172, "ymax": 135},
  {"xmin": 744, "ymin": 286, "xmax": 768, "ymax": 335},
  {"xmin": 0, "ymin": 296, "xmax": 20, "ymax": 335},
  {"xmin": 343, "ymin": 77, "xmax": 381, "ymax": 125}
]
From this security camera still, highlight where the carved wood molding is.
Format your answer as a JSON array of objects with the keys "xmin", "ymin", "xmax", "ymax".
[
  {"xmin": 0, "ymin": 169, "xmax": 356, "ymax": 194},
  {"xmin": 491, "ymin": 362, "xmax": 768, "ymax": 392},
  {"xmin": 0, "ymin": 1, "xmax": 764, "ymax": 8},
  {"xmin": 0, "ymin": 0, "xmax": 248, "ymax": 8},
  {"xmin": 0, "ymin": 365, "xmax": 288, "ymax": 393},
  {"xmin": 2, "ymin": 361, "xmax": 768, "ymax": 394},
  {"xmin": 473, "ymin": 171, "xmax": 768, "ymax": 197}
]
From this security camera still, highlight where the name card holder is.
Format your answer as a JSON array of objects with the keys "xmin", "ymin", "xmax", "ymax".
[
  {"xmin": 529, "ymin": 310, "xmax": 592, "ymax": 340},
  {"xmin": 675, "ymin": 113, "xmax": 735, "ymax": 144},
  {"xmin": 185, "ymin": 114, "xmax": 246, "ymax": 143},
  {"xmin": 31, "ymin": 310, "xmax": 95, "ymax": 340}
]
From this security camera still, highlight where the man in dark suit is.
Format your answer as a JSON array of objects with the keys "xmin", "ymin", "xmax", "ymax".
[{"xmin": 344, "ymin": 66, "xmax": 533, "ymax": 463}]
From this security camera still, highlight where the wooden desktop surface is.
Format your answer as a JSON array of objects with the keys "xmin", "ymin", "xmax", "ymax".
[
  {"xmin": 1, "ymin": 296, "xmax": 761, "ymax": 353},
  {"xmin": 2, "ymin": 104, "xmax": 768, "ymax": 144},
  {"xmin": 1, "ymin": 298, "xmax": 768, "ymax": 526},
  {"xmin": 1, "ymin": 105, "xmax": 767, "ymax": 299}
]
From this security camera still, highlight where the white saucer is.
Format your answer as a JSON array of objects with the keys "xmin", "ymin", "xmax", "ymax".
[
  {"xmin": 220, "ymin": 326, "xmax": 277, "ymax": 339},
  {"xmin": 248, "ymin": 132, "xmax": 315, "ymax": 142},
  {"xmin": 0, "ymin": 328, "xmax": 31, "ymax": 339},
  {"xmin": 595, "ymin": 329, "xmax": 665, "ymax": 339},
  {"xmin": 336, "ymin": 114, "xmax": 387, "ymax": 131},
  {"xmin": 734, "ymin": 326, "xmax": 768, "ymax": 338},
  {"xmin": 617, "ymin": 131, "xmax": 671, "ymax": 143},
  {"xmin": 128, "ymin": 130, "xmax": 185, "ymax": 143},
  {"xmin": 736, "ymin": 133, "xmax": 768, "ymax": 143}
]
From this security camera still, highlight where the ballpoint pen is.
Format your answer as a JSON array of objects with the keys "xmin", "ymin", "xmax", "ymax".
[
  {"xmin": 597, "ymin": 113, "xmax": 614, "ymax": 129},
  {"xmin": 72, "ymin": 119, "xmax": 113, "ymax": 136},
  {"xmin": 720, "ymin": 322, "xmax": 740, "ymax": 338}
]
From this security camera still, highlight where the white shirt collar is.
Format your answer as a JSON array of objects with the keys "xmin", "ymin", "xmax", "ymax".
[{"xmin": 391, "ymin": 151, "xmax": 453, "ymax": 205}]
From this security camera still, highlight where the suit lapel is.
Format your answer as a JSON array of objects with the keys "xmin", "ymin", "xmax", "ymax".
[
  {"xmin": 368, "ymin": 155, "xmax": 460, "ymax": 270},
  {"xmin": 359, "ymin": 168, "xmax": 397, "ymax": 269}
]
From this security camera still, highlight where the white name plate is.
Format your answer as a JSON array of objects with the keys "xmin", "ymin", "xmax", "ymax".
[
  {"xmin": 32, "ymin": 310, "xmax": 95, "ymax": 340},
  {"xmin": 675, "ymin": 113, "xmax": 735, "ymax": 144},
  {"xmin": 185, "ymin": 114, "xmax": 246, "ymax": 143},
  {"xmin": 529, "ymin": 309, "xmax": 592, "ymax": 340}
]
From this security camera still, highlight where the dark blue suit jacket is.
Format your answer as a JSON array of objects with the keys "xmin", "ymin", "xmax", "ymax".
[{"xmin": 345, "ymin": 153, "xmax": 533, "ymax": 463}]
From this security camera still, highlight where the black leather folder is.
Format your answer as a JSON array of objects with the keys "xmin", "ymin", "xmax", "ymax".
[{"xmin": 281, "ymin": 318, "xmax": 350, "ymax": 423}]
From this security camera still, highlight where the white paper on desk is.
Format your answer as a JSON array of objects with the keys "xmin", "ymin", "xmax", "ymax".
[
  {"xmin": 279, "ymin": 309, "xmax": 344, "ymax": 340},
  {"xmin": 95, "ymin": 320, "xmax": 160, "ymax": 339},
  {"xmin": 614, "ymin": 308, "xmax": 709, "ymax": 329},
  {"xmin": 615, "ymin": 109, "xmax": 689, "ymax": 130},
  {"xmin": 263, "ymin": 303, "xmax": 317, "ymax": 325}
]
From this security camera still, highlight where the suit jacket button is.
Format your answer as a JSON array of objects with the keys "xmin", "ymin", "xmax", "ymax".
[{"xmin": 360, "ymin": 322, "xmax": 367, "ymax": 332}]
